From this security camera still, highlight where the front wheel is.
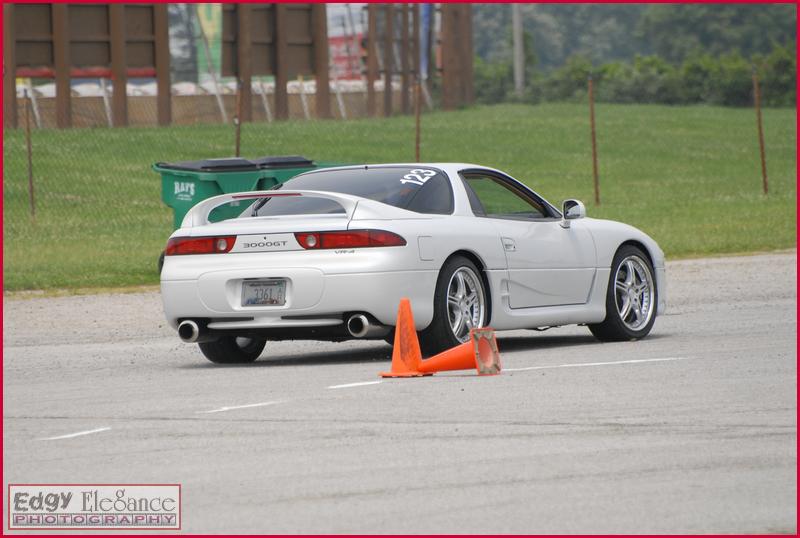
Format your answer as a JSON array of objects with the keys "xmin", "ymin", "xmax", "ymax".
[
  {"xmin": 198, "ymin": 336, "xmax": 266, "ymax": 364},
  {"xmin": 589, "ymin": 245, "xmax": 658, "ymax": 342},
  {"xmin": 419, "ymin": 256, "xmax": 488, "ymax": 355}
]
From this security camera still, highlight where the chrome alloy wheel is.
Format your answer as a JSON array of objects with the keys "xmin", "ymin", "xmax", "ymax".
[
  {"xmin": 446, "ymin": 267, "xmax": 486, "ymax": 343},
  {"xmin": 614, "ymin": 255, "xmax": 655, "ymax": 331}
]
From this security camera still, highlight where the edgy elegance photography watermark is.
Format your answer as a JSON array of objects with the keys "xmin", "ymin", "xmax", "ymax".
[{"xmin": 8, "ymin": 484, "xmax": 181, "ymax": 530}]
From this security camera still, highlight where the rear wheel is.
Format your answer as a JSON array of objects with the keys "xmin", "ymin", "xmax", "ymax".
[
  {"xmin": 589, "ymin": 245, "xmax": 657, "ymax": 342},
  {"xmin": 419, "ymin": 256, "xmax": 488, "ymax": 355},
  {"xmin": 198, "ymin": 336, "xmax": 266, "ymax": 364}
]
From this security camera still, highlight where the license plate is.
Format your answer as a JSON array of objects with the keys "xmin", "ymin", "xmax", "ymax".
[{"xmin": 241, "ymin": 279, "xmax": 286, "ymax": 306}]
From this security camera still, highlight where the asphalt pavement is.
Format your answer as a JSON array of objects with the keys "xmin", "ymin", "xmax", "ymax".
[{"xmin": 3, "ymin": 252, "xmax": 796, "ymax": 533}]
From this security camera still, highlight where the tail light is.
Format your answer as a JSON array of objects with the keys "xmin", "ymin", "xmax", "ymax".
[
  {"xmin": 165, "ymin": 235, "xmax": 236, "ymax": 255},
  {"xmin": 295, "ymin": 230, "xmax": 406, "ymax": 250}
]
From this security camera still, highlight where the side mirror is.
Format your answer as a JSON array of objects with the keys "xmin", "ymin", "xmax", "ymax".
[{"xmin": 560, "ymin": 199, "xmax": 586, "ymax": 228}]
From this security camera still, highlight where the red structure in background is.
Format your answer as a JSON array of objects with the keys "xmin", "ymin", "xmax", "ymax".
[{"xmin": 329, "ymin": 33, "xmax": 364, "ymax": 81}]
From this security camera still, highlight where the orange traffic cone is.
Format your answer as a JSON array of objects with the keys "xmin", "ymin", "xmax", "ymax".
[
  {"xmin": 379, "ymin": 298, "xmax": 428, "ymax": 377},
  {"xmin": 417, "ymin": 328, "xmax": 502, "ymax": 376}
]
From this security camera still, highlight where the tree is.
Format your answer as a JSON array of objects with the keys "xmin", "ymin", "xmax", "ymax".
[{"xmin": 637, "ymin": 4, "xmax": 796, "ymax": 63}]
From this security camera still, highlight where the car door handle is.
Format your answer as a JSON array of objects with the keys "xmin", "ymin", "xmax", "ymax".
[{"xmin": 501, "ymin": 237, "xmax": 516, "ymax": 252}]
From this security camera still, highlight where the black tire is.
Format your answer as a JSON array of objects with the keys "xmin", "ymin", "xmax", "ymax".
[
  {"xmin": 418, "ymin": 255, "xmax": 488, "ymax": 355},
  {"xmin": 198, "ymin": 335, "xmax": 266, "ymax": 364},
  {"xmin": 157, "ymin": 250, "xmax": 165, "ymax": 274},
  {"xmin": 589, "ymin": 245, "xmax": 658, "ymax": 342}
]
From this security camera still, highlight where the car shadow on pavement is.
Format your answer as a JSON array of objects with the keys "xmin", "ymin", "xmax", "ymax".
[
  {"xmin": 178, "ymin": 345, "xmax": 393, "ymax": 369},
  {"xmin": 497, "ymin": 333, "xmax": 599, "ymax": 352},
  {"xmin": 178, "ymin": 332, "xmax": 670, "ymax": 369},
  {"xmin": 497, "ymin": 332, "xmax": 670, "ymax": 353}
]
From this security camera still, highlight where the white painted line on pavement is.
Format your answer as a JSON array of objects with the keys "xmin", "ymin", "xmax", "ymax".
[
  {"xmin": 504, "ymin": 356, "xmax": 690, "ymax": 372},
  {"xmin": 328, "ymin": 380, "xmax": 383, "ymax": 390},
  {"xmin": 198, "ymin": 400, "xmax": 284, "ymax": 414},
  {"xmin": 39, "ymin": 427, "xmax": 111, "ymax": 441}
]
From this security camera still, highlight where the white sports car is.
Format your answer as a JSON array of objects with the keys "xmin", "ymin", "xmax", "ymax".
[{"xmin": 161, "ymin": 163, "xmax": 666, "ymax": 364}]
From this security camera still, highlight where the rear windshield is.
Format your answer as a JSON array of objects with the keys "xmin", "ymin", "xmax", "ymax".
[{"xmin": 248, "ymin": 166, "xmax": 453, "ymax": 217}]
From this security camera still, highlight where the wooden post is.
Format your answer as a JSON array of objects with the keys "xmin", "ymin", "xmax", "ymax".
[
  {"xmin": 52, "ymin": 4, "xmax": 71, "ymax": 128},
  {"xmin": 154, "ymin": 4, "xmax": 171, "ymax": 125},
  {"xmin": 415, "ymin": 77, "xmax": 421, "ymax": 162},
  {"xmin": 312, "ymin": 4, "xmax": 331, "ymax": 119},
  {"xmin": 383, "ymin": 4, "xmax": 394, "ymax": 117},
  {"xmin": 752, "ymin": 68, "xmax": 769, "ymax": 195},
  {"xmin": 109, "ymin": 4, "xmax": 128, "ymax": 126},
  {"xmin": 588, "ymin": 75, "xmax": 600, "ymax": 206},
  {"xmin": 234, "ymin": 79, "xmax": 242, "ymax": 157},
  {"xmin": 4, "ymin": 4, "xmax": 17, "ymax": 129},
  {"xmin": 236, "ymin": 4, "xmax": 252, "ymax": 123},
  {"xmin": 412, "ymin": 4, "xmax": 420, "ymax": 80},
  {"xmin": 24, "ymin": 90, "xmax": 35, "ymax": 220},
  {"xmin": 401, "ymin": 4, "xmax": 410, "ymax": 114},
  {"xmin": 274, "ymin": 4, "xmax": 289, "ymax": 120},
  {"xmin": 461, "ymin": 4, "xmax": 474, "ymax": 105},
  {"xmin": 366, "ymin": 4, "xmax": 378, "ymax": 117},
  {"xmin": 437, "ymin": 5, "xmax": 473, "ymax": 108},
  {"xmin": 440, "ymin": 4, "xmax": 460, "ymax": 110}
]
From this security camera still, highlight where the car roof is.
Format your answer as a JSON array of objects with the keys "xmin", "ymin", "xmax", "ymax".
[{"xmin": 300, "ymin": 163, "xmax": 494, "ymax": 174}]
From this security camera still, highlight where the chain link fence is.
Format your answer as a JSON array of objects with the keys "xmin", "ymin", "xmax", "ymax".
[
  {"xmin": 3, "ymin": 3, "xmax": 428, "ymax": 291},
  {"xmin": 3, "ymin": 3, "xmax": 797, "ymax": 292}
]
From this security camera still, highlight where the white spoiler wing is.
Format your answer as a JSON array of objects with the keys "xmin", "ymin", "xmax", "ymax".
[{"xmin": 180, "ymin": 189, "xmax": 423, "ymax": 228}]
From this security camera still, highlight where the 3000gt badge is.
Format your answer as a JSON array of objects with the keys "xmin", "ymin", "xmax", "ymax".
[
  {"xmin": 229, "ymin": 233, "xmax": 303, "ymax": 253},
  {"xmin": 242, "ymin": 240, "xmax": 287, "ymax": 248}
]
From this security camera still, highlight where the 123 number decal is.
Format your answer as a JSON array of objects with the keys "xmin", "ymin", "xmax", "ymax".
[{"xmin": 401, "ymin": 169, "xmax": 436, "ymax": 186}]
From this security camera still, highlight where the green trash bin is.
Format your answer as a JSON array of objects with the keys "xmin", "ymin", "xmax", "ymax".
[{"xmin": 154, "ymin": 155, "xmax": 343, "ymax": 230}]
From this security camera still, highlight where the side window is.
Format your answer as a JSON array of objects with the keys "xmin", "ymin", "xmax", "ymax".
[
  {"xmin": 461, "ymin": 174, "xmax": 547, "ymax": 220},
  {"xmin": 404, "ymin": 172, "xmax": 454, "ymax": 214}
]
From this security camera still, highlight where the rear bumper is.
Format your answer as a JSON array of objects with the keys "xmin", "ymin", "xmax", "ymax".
[{"xmin": 161, "ymin": 269, "xmax": 439, "ymax": 332}]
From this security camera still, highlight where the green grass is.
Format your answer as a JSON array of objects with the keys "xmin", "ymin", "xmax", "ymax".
[{"xmin": 3, "ymin": 103, "xmax": 796, "ymax": 291}]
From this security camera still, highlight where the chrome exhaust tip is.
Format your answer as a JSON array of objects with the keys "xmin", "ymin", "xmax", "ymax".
[
  {"xmin": 346, "ymin": 314, "xmax": 371, "ymax": 338},
  {"xmin": 178, "ymin": 320, "xmax": 201, "ymax": 343},
  {"xmin": 346, "ymin": 314, "xmax": 391, "ymax": 338}
]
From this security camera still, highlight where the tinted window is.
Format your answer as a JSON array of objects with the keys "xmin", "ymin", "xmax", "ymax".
[
  {"xmin": 462, "ymin": 174, "xmax": 547, "ymax": 219},
  {"xmin": 249, "ymin": 167, "xmax": 453, "ymax": 217}
]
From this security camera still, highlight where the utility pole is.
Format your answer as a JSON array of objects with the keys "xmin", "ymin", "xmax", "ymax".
[{"xmin": 512, "ymin": 4, "xmax": 524, "ymax": 97}]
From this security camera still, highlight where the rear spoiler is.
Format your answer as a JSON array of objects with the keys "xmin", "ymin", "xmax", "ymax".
[
  {"xmin": 181, "ymin": 189, "xmax": 428, "ymax": 228},
  {"xmin": 180, "ymin": 190, "xmax": 365, "ymax": 228}
]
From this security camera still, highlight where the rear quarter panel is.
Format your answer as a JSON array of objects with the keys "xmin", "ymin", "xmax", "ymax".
[{"xmin": 351, "ymin": 215, "xmax": 508, "ymax": 272}]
